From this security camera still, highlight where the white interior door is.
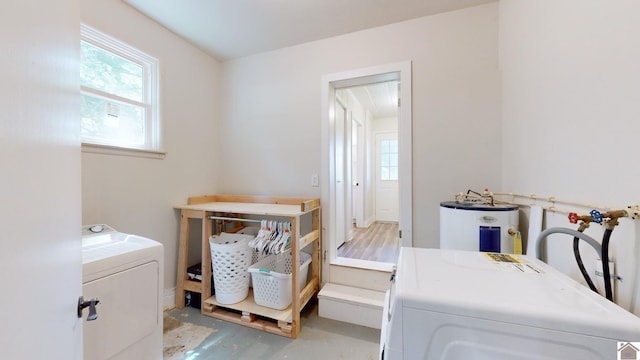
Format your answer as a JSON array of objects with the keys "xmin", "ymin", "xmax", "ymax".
[
  {"xmin": 345, "ymin": 111, "xmax": 353, "ymax": 242},
  {"xmin": 335, "ymin": 100, "xmax": 347, "ymax": 248},
  {"xmin": 375, "ymin": 132, "xmax": 399, "ymax": 222},
  {"xmin": 1, "ymin": 1, "xmax": 82, "ymax": 357},
  {"xmin": 352, "ymin": 119, "xmax": 364, "ymax": 228}
]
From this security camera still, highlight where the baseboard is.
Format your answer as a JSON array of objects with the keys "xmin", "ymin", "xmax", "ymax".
[
  {"xmin": 365, "ymin": 216, "xmax": 375, "ymax": 228},
  {"xmin": 164, "ymin": 287, "xmax": 176, "ymax": 311}
]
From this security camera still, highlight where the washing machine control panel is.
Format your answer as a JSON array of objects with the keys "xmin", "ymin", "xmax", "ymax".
[{"xmin": 82, "ymin": 224, "xmax": 117, "ymax": 237}]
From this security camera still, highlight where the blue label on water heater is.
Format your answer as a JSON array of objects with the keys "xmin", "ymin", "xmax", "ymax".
[{"xmin": 479, "ymin": 226, "xmax": 501, "ymax": 252}]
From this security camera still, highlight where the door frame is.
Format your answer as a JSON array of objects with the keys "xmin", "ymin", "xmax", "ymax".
[{"xmin": 321, "ymin": 61, "xmax": 412, "ymax": 275}]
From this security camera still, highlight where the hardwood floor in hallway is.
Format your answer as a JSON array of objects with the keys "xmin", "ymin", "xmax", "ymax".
[{"xmin": 337, "ymin": 222, "xmax": 400, "ymax": 263}]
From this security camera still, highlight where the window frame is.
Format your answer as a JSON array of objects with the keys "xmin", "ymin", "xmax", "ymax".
[
  {"xmin": 80, "ymin": 24, "xmax": 163, "ymax": 158},
  {"xmin": 379, "ymin": 139, "xmax": 399, "ymax": 181}
]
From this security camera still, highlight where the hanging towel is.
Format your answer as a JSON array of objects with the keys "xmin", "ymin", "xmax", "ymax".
[{"xmin": 513, "ymin": 231, "xmax": 523, "ymax": 255}]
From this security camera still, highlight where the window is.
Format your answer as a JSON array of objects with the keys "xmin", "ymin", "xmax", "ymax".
[
  {"xmin": 80, "ymin": 24, "xmax": 161, "ymax": 156},
  {"xmin": 380, "ymin": 139, "xmax": 398, "ymax": 181}
]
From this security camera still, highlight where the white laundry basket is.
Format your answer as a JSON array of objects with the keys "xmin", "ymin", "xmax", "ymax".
[
  {"xmin": 248, "ymin": 251, "xmax": 312, "ymax": 310},
  {"xmin": 209, "ymin": 232, "xmax": 254, "ymax": 304}
]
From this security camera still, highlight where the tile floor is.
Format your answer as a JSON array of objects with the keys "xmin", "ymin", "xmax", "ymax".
[{"xmin": 165, "ymin": 300, "xmax": 381, "ymax": 360}]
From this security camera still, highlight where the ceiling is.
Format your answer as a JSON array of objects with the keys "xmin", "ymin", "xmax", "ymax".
[
  {"xmin": 124, "ymin": 0, "xmax": 495, "ymax": 61},
  {"xmin": 123, "ymin": 0, "xmax": 493, "ymax": 118},
  {"xmin": 343, "ymin": 81, "xmax": 399, "ymax": 119}
]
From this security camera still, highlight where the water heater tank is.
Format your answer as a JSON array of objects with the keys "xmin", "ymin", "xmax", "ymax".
[{"xmin": 440, "ymin": 201, "xmax": 519, "ymax": 253}]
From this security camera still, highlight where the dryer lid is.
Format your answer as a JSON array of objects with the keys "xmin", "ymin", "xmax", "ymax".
[{"xmin": 81, "ymin": 224, "xmax": 162, "ymax": 282}]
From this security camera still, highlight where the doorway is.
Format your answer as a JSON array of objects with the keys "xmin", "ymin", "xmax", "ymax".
[
  {"xmin": 321, "ymin": 61, "xmax": 412, "ymax": 275},
  {"xmin": 335, "ymin": 85, "xmax": 400, "ymax": 263}
]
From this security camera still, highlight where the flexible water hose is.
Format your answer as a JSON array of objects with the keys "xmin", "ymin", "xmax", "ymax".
[
  {"xmin": 601, "ymin": 229, "xmax": 614, "ymax": 301},
  {"xmin": 535, "ymin": 227, "xmax": 602, "ymax": 261},
  {"xmin": 573, "ymin": 236, "xmax": 599, "ymax": 293},
  {"xmin": 535, "ymin": 227, "xmax": 619, "ymax": 301}
]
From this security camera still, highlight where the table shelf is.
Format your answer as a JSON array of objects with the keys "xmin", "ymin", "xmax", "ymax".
[{"xmin": 174, "ymin": 194, "xmax": 321, "ymax": 339}]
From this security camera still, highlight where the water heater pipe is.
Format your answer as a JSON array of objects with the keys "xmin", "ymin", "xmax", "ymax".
[
  {"xmin": 492, "ymin": 192, "xmax": 613, "ymax": 211},
  {"xmin": 455, "ymin": 190, "xmax": 640, "ymax": 219}
]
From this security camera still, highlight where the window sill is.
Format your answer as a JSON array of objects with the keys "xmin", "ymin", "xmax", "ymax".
[{"xmin": 81, "ymin": 143, "xmax": 166, "ymax": 159}]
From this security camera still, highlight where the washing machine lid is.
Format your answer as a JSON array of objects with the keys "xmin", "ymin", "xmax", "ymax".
[
  {"xmin": 82, "ymin": 224, "xmax": 163, "ymax": 282},
  {"xmin": 395, "ymin": 248, "xmax": 640, "ymax": 340},
  {"xmin": 440, "ymin": 200, "xmax": 518, "ymax": 211}
]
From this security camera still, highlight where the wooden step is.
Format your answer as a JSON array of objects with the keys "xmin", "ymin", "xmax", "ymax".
[
  {"xmin": 318, "ymin": 283, "xmax": 386, "ymax": 329},
  {"xmin": 328, "ymin": 261, "xmax": 394, "ymax": 292}
]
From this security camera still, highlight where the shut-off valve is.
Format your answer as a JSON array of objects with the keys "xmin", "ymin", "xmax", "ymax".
[{"xmin": 569, "ymin": 209, "xmax": 629, "ymax": 229}]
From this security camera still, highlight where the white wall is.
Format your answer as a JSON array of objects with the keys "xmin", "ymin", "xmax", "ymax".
[
  {"xmin": 372, "ymin": 117, "xmax": 398, "ymax": 132},
  {"xmin": 80, "ymin": 0, "xmax": 221, "ymax": 299},
  {"xmin": 500, "ymin": 0, "xmax": 640, "ymax": 313},
  {"xmin": 219, "ymin": 3, "xmax": 501, "ymax": 248},
  {"xmin": 1, "ymin": 0, "xmax": 82, "ymax": 357}
]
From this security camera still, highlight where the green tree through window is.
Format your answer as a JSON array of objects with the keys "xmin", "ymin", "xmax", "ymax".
[{"xmin": 80, "ymin": 24, "xmax": 159, "ymax": 152}]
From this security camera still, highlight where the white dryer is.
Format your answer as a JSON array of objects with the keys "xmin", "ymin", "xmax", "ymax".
[
  {"xmin": 81, "ymin": 225, "xmax": 164, "ymax": 360},
  {"xmin": 381, "ymin": 248, "xmax": 640, "ymax": 360}
]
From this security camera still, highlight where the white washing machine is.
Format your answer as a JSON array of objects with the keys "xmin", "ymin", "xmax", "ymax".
[
  {"xmin": 381, "ymin": 248, "xmax": 640, "ymax": 360},
  {"xmin": 81, "ymin": 224, "xmax": 164, "ymax": 360}
]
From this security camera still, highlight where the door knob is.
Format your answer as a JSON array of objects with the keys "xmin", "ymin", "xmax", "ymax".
[{"xmin": 77, "ymin": 296, "xmax": 100, "ymax": 321}]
